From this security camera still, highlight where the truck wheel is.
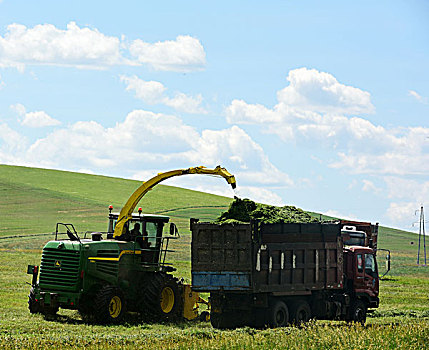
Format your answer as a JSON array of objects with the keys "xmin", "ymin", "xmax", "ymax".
[
  {"xmin": 28, "ymin": 287, "xmax": 41, "ymax": 314},
  {"xmin": 143, "ymin": 273, "xmax": 182, "ymax": 321},
  {"xmin": 268, "ymin": 301, "xmax": 289, "ymax": 328},
  {"xmin": 94, "ymin": 285, "xmax": 126, "ymax": 324},
  {"xmin": 348, "ymin": 300, "xmax": 367, "ymax": 325},
  {"xmin": 290, "ymin": 300, "xmax": 311, "ymax": 325}
]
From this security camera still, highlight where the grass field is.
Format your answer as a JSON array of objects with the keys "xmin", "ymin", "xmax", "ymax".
[{"xmin": 0, "ymin": 164, "xmax": 428, "ymax": 349}]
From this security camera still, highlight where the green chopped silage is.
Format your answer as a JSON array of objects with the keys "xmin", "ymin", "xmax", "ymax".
[{"xmin": 214, "ymin": 198, "xmax": 319, "ymax": 224}]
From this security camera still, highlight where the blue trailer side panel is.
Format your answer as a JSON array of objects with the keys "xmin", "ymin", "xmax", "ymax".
[{"xmin": 192, "ymin": 271, "xmax": 251, "ymax": 291}]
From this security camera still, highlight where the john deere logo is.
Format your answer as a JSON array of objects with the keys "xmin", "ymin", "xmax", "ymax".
[{"xmin": 55, "ymin": 260, "xmax": 61, "ymax": 268}]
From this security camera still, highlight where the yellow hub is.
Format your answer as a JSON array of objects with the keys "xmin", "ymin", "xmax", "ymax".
[
  {"xmin": 109, "ymin": 296, "xmax": 122, "ymax": 318},
  {"xmin": 160, "ymin": 286, "xmax": 175, "ymax": 313}
]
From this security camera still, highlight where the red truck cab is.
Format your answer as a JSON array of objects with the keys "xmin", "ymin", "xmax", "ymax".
[{"xmin": 344, "ymin": 246, "xmax": 379, "ymax": 309}]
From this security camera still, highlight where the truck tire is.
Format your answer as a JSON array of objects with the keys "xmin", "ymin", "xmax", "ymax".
[
  {"xmin": 28, "ymin": 287, "xmax": 41, "ymax": 314},
  {"xmin": 268, "ymin": 300, "xmax": 289, "ymax": 328},
  {"xmin": 347, "ymin": 300, "xmax": 367, "ymax": 325},
  {"xmin": 94, "ymin": 285, "xmax": 126, "ymax": 324},
  {"xmin": 290, "ymin": 300, "xmax": 311, "ymax": 325},
  {"xmin": 142, "ymin": 273, "xmax": 182, "ymax": 321}
]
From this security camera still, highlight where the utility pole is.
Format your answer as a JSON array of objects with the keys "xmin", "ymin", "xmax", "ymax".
[{"xmin": 417, "ymin": 205, "xmax": 427, "ymax": 266}]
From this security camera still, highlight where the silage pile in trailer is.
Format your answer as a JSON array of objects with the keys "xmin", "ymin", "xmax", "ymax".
[{"xmin": 214, "ymin": 198, "xmax": 319, "ymax": 224}]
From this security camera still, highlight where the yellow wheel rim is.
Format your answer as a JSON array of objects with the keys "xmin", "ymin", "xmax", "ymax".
[
  {"xmin": 160, "ymin": 286, "xmax": 175, "ymax": 313},
  {"xmin": 109, "ymin": 296, "xmax": 122, "ymax": 318}
]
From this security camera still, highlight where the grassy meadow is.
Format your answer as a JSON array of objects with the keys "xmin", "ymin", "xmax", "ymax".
[{"xmin": 0, "ymin": 164, "xmax": 428, "ymax": 349}]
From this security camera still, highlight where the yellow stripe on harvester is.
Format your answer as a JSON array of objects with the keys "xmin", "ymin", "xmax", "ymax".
[{"xmin": 88, "ymin": 250, "xmax": 141, "ymax": 261}]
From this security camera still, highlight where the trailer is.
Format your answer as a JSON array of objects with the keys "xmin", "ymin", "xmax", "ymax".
[{"xmin": 191, "ymin": 220, "xmax": 384, "ymax": 328}]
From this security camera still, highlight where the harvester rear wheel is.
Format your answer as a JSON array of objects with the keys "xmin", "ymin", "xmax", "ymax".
[
  {"xmin": 142, "ymin": 273, "xmax": 182, "ymax": 321},
  {"xmin": 94, "ymin": 285, "xmax": 126, "ymax": 324}
]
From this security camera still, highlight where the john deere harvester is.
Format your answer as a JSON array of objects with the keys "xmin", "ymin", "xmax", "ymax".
[{"xmin": 27, "ymin": 166, "xmax": 236, "ymax": 323}]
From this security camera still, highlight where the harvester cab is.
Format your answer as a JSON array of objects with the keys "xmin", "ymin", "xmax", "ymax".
[{"xmin": 107, "ymin": 210, "xmax": 177, "ymax": 271}]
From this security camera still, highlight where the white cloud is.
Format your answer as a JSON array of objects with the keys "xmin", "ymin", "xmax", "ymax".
[
  {"xmin": 277, "ymin": 67, "xmax": 374, "ymax": 115},
  {"xmin": 386, "ymin": 202, "xmax": 420, "ymax": 228},
  {"xmin": 129, "ymin": 35, "xmax": 206, "ymax": 72},
  {"xmin": 0, "ymin": 73, "xmax": 4, "ymax": 89},
  {"xmin": 0, "ymin": 22, "xmax": 206, "ymax": 72},
  {"xmin": 22, "ymin": 111, "xmax": 61, "ymax": 127},
  {"xmin": 121, "ymin": 75, "xmax": 206, "ymax": 114},
  {"xmin": 384, "ymin": 177, "xmax": 429, "ymax": 201},
  {"xmin": 11, "ymin": 103, "xmax": 61, "ymax": 127},
  {"xmin": 225, "ymin": 68, "xmax": 429, "ymax": 178},
  {"xmin": 0, "ymin": 111, "xmax": 289, "ymax": 198},
  {"xmin": 362, "ymin": 179, "xmax": 380, "ymax": 193},
  {"xmin": 323, "ymin": 209, "xmax": 359, "ymax": 221},
  {"xmin": 408, "ymin": 90, "xmax": 428, "ymax": 104}
]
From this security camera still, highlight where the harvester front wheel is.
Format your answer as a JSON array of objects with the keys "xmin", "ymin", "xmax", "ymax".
[
  {"xmin": 94, "ymin": 285, "xmax": 126, "ymax": 324},
  {"xmin": 143, "ymin": 273, "xmax": 182, "ymax": 321}
]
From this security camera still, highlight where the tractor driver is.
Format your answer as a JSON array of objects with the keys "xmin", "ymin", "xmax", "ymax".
[{"xmin": 130, "ymin": 223, "xmax": 141, "ymax": 240}]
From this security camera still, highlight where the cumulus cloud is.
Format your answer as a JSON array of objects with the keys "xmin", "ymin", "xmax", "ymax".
[
  {"xmin": 0, "ymin": 22, "xmax": 206, "ymax": 72},
  {"xmin": 121, "ymin": 75, "xmax": 206, "ymax": 114},
  {"xmin": 129, "ymin": 35, "xmax": 206, "ymax": 72},
  {"xmin": 408, "ymin": 90, "xmax": 428, "ymax": 104},
  {"xmin": 225, "ymin": 67, "xmax": 429, "ymax": 177},
  {"xmin": 224, "ymin": 67, "xmax": 429, "ymax": 229},
  {"xmin": 0, "ymin": 110, "xmax": 290, "ymax": 206},
  {"xmin": 277, "ymin": 68, "xmax": 374, "ymax": 115},
  {"xmin": 11, "ymin": 103, "xmax": 60, "ymax": 127}
]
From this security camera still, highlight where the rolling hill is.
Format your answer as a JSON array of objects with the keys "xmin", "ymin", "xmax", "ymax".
[{"xmin": 0, "ymin": 164, "xmax": 427, "ymax": 349}]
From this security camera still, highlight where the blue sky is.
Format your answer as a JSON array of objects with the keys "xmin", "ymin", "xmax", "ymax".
[{"xmin": 0, "ymin": 0, "xmax": 428, "ymax": 232}]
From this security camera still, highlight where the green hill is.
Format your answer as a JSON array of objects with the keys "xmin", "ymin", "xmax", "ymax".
[
  {"xmin": 0, "ymin": 164, "xmax": 427, "ymax": 349},
  {"xmin": 0, "ymin": 164, "xmax": 232, "ymax": 235},
  {"xmin": 0, "ymin": 164, "xmax": 425, "ymax": 277}
]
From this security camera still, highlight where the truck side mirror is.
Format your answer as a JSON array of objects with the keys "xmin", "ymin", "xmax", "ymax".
[
  {"xmin": 377, "ymin": 248, "xmax": 391, "ymax": 279},
  {"xmin": 169, "ymin": 223, "xmax": 178, "ymax": 236}
]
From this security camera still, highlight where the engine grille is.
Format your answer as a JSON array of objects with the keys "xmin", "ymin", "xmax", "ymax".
[{"xmin": 39, "ymin": 247, "xmax": 81, "ymax": 290}]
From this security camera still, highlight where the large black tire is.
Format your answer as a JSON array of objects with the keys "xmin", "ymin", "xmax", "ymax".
[
  {"xmin": 347, "ymin": 300, "xmax": 367, "ymax": 325},
  {"xmin": 268, "ymin": 300, "xmax": 289, "ymax": 328},
  {"xmin": 290, "ymin": 300, "xmax": 311, "ymax": 325},
  {"xmin": 142, "ymin": 273, "xmax": 182, "ymax": 321},
  {"xmin": 28, "ymin": 286, "xmax": 41, "ymax": 314},
  {"xmin": 94, "ymin": 285, "xmax": 126, "ymax": 324}
]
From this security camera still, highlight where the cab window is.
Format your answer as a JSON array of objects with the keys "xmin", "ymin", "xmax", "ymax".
[
  {"xmin": 357, "ymin": 254, "xmax": 363, "ymax": 273},
  {"xmin": 146, "ymin": 222, "xmax": 159, "ymax": 247},
  {"xmin": 365, "ymin": 254, "xmax": 376, "ymax": 276}
]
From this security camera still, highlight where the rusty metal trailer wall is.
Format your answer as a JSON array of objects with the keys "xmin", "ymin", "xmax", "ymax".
[{"xmin": 191, "ymin": 222, "xmax": 343, "ymax": 293}]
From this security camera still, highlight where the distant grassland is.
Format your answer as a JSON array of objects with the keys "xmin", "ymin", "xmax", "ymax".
[{"xmin": 0, "ymin": 164, "xmax": 428, "ymax": 349}]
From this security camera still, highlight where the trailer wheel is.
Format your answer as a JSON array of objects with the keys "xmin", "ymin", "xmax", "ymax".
[
  {"xmin": 268, "ymin": 301, "xmax": 289, "ymax": 328},
  {"xmin": 291, "ymin": 300, "xmax": 311, "ymax": 325},
  {"xmin": 94, "ymin": 285, "xmax": 126, "ymax": 324},
  {"xmin": 348, "ymin": 300, "xmax": 367, "ymax": 325}
]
